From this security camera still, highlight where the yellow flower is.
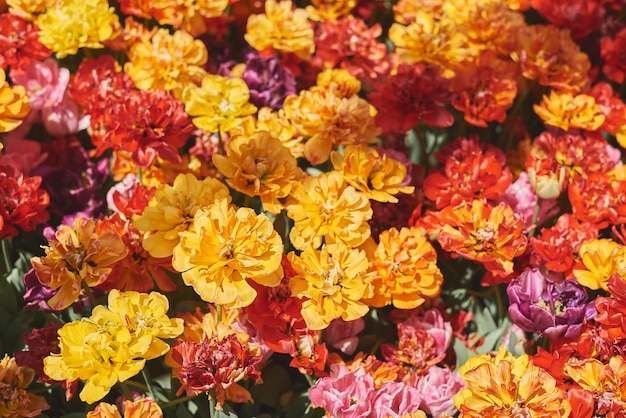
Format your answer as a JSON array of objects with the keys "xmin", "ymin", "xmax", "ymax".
[
  {"xmin": 256, "ymin": 107, "xmax": 304, "ymax": 159},
  {"xmin": 36, "ymin": 0, "xmax": 120, "ymax": 59},
  {"xmin": 573, "ymin": 238, "xmax": 626, "ymax": 291},
  {"xmin": 213, "ymin": 131, "xmax": 304, "ymax": 214},
  {"xmin": 0, "ymin": 69, "xmax": 30, "ymax": 133},
  {"xmin": 288, "ymin": 243, "xmax": 374, "ymax": 330},
  {"xmin": 124, "ymin": 28, "xmax": 208, "ymax": 98},
  {"xmin": 565, "ymin": 356, "xmax": 626, "ymax": 404},
  {"xmin": 31, "ymin": 217, "xmax": 129, "ymax": 311},
  {"xmin": 7, "ymin": 0, "xmax": 53, "ymax": 21},
  {"xmin": 314, "ymin": 68, "xmax": 362, "ymax": 99},
  {"xmin": 286, "ymin": 171, "xmax": 372, "ymax": 250},
  {"xmin": 182, "ymin": 74, "xmax": 258, "ymax": 134},
  {"xmin": 171, "ymin": 199, "xmax": 284, "ymax": 308},
  {"xmin": 87, "ymin": 399, "xmax": 163, "ymax": 418},
  {"xmin": 245, "ymin": 0, "xmax": 315, "ymax": 58},
  {"xmin": 133, "ymin": 172, "xmax": 231, "ymax": 258},
  {"xmin": 135, "ymin": 0, "xmax": 229, "ymax": 37},
  {"xmin": 306, "ymin": 0, "xmax": 355, "ymax": 21},
  {"xmin": 533, "ymin": 91, "xmax": 606, "ymax": 132},
  {"xmin": 44, "ymin": 290, "xmax": 182, "ymax": 404},
  {"xmin": 283, "ymin": 88, "xmax": 379, "ymax": 165},
  {"xmin": 364, "ymin": 227, "xmax": 443, "ymax": 309},
  {"xmin": 454, "ymin": 346, "xmax": 571, "ymax": 417},
  {"xmin": 0, "ymin": 355, "xmax": 49, "ymax": 418},
  {"xmin": 331, "ymin": 145, "xmax": 414, "ymax": 203}
]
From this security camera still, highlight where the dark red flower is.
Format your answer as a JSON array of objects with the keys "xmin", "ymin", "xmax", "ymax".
[
  {"xmin": 530, "ymin": 0, "xmax": 604, "ymax": 39},
  {"xmin": 369, "ymin": 63, "xmax": 454, "ymax": 133},
  {"xmin": 0, "ymin": 13, "xmax": 51, "ymax": 76},
  {"xmin": 601, "ymin": 27, "xmax": 626, "ymax": 84}
]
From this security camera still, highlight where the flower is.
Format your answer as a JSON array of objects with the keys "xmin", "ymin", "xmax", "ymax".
[
  {"xmin": 171, "ymin": 199, "xmax": 284, "ymax": 308},
  {"xmin": 498, "ymin": 172, "xmax": 559, "ymax": 231},
  {"xmin": 124, "ymin": 28, "xmax": 208, "ymax": 98},
  {"xmin": 0, "ymin": 12, "xmax": 51, "ymax": 75},
  {"xmin": 35, "ymin": 0, "xmax": 120, "ymax": 59},
  {"xmin": 324, "ymin": 318, "xmax": 365, "ymax": 355},
  {"xmin": 436, "ymin": 199, "xmax": 528, "ymax": 279},
  {"xmin": 370, "ymin": 380, "xmax": 422, "ymax": 418},
  {"xmin": 331, "ymin": 145, "xmax": 414, "ymax": 203},
  {"xmin": 285, "ymin": 171, "xmax": 372, "ymax": 250},
  {"xmin": 87, "ymin": 398, "xmax": 163, "ymax": 418},
  {"xmin": 507, "ymin": 268, "xmax": 594, "ymax": 340},
  {"xmin": 245, "ymin": 0, "xmax": 315, "ymax": 59},
  {"xmin": 0, "ymin": 68, "xmax": 29, "ymax": 133},
  {"xmin": 182, "ymin": 73, "xmax": 258, "ymax": 134},
  {"xmin": 288, "ymin": 242, "xmax": 374, "ymax": 330},
  {"xmin": 601, "ymin": 27, "xmax": 626, "ymax": 84},
  {"xmin": 531, "ymin": 0, "xmax": 604, "ymax": 39},
  {"xmin": 368, "ymin": 63, "xmax": 454, "ymax": 133},
  {"xmin": 213, "ymin": 131, "xmax": 304, "ymax": 214},
  {"xmin": 0, "ymin": 165, "xmax": 49, "ymax": 239},
  {"xmin": 14, "ymin": 323, "xmax": 61, "ymax": 384},
  {"xmin": 454, "ymin": 346, "xmax": 572, "ymax": 417},
  {"xmin": 533, "ymin": 91, "xmax": 606, "ymax": 132},
  {"xmin": 236, "ymin": 53, "xmax": 296, "ymax": 110},
  {"xmin": 30, "ymin": 217, "xmax": 129, "ymax": 310},
  {"xmin": 170, "ymin": 334, "xmax": 261, "ymax": 409},
  {"xmin": 573, "ymin": 238, "xmax": 626, "ymax": 291},
  {"xmin": 365, "ymin": 227, "xmax": 443, "ymax": 309},
  {"xmin": 306, "ymin": 0, "xmax": 355, "ymax": 21},
  {"xmin": 0, "ymin": 354, "xmax": 49, "ymax": 418},
  {"xmin": 415, "ymin": 366, "xmax": 464, "ymax": 417},
  {"xmin": 133, "ymin": 172, "xmax": 231, "ymax": 258}
]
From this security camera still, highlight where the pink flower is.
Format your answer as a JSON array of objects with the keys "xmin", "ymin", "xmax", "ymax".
[
  {"xmin": 0, "ymin": 137, "xmax": 47, "ymax": 175},
  {"xmin": 415, "ymin": 366, "xmax": 464, "ymax": 417},
  {"xmin": 402, "ymin": 309, "xmax": 453, "ymax": 359},
  {"xmin": 309, "ymin": 364, "xmax": 375, "ymax": 418},
  {"xmin": 41, "ymin": 96, "xmax": 89, "ymax": 136},
  {"xmin": 498, "ymin": 172, "xmax": 559, "ymax": 230},
  {"xmin": 370, "ymin": 381, "xmax": 421, "ymax": 418},
  {"xmin": 324, "ymin": 318, "xmax": 365, "ymax": 355}
]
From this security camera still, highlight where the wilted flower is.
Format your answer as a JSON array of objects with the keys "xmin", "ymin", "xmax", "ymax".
[
  {"xmin": 0, "ymin": 354, "xmax": 49, "ymax": 418},
  {"xmin": 507, "ymin": 268, "xmax": 594, "ymax": 340}
]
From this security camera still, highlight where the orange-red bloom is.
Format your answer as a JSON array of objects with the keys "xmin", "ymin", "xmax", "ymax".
[
  {"xmin": 530, "ymin": 0, "xmax": 604, "ymax": 39},
  {"xmin": 0, "ymin": 166, "xmax": 49, "ymax": 239},
  {"xmin": 0, "ymin": 12, "xmax": 51, "ymax": 76},
  {"xmin": 601, "ymin": 27, "xmax": 626, "ymax": 84},
  {"xmin": 568, "ymin": 173, "xmax": 626, "ymax": 229}
]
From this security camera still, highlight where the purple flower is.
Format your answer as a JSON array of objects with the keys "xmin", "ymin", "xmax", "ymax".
[
  {"xmin": 507, "ymin": 268, "xmax": 595, "ymax": 340},
  {"xmin": 241, "ymin": 54, "xmax": 296, "ymax": 110},
  {"xmin": 23, "ymin": 268, "xmax": 58, "ymax": 313}
]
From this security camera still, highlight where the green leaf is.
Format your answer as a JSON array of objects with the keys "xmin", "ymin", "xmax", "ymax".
[{"xmin": 214, "ymin": 403, "xmax": 238, "ymax": 418}]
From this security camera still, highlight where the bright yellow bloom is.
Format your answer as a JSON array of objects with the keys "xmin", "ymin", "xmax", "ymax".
[
  {"xmin": 0, "ymin": 69, "xmax": 29, "ymax": 133},
  {"xmin": 183, "ymin": 74, "xmax": 258, "ymax": 134},
  {"xmin": 364, "ymin": 227, "xmax": 443, "ymax": 309},
  {"xmin": 213, "ymin": 131, "xmax": 304, "ymax": 214},
  {"xmin": 454, "ymin": 346, "xmax": 571, "ymax": 417},
  {"xmin": 44, "ymin": 290, "xmax": 182, "ymax": 404},
  {"xmin": 133, "ymin": 172, "xmax": 231, "ymax": 258},
  {"xmin": 124, "ymin": 28, "xmax": 208, "ymax": 98},
  {"xmin": 36, "ymin": 0, "xmax": 120, "ymax": 59},
  {"xmin": 331, "ymin": 145, "xmax": 414, "ymax": 203},
  {"xmin": 0, "ymin": 355, "xmax": 49, "ymax": 418},
  {"xmin": 573, "ymin": 238, "xmax": 626, "ymax": 291},
  {"xmin": 256, "ymin": 107, "xmax": 304, "ymax": 159},
  {"xmin": 286, "ymin": 171, "xmax": 372, "ymax": 250},
  {"xmin": 534, "ymin": 91, "xmax": 606, "ymax": 132},
  {"xmin": 7, "ymin": 0, "xmax": 53, "ymax": 21},
  {"xmin": 31, "ymin": 217, "xmax": 129, "ymax": 311},
  {"xmin": 306, "ymin": 0, "xmax": 355, "ymax": 21},
  {"xmin": 565, "ymin": 356, "xmax": 626, "ymax": 405},
  {"xmin": 288, "ymin": 243, "xmax": 374, "ymax": 330},
  {"xmin": 245, "ymin": 0, "xmax": 315, "ymax": 58},
  {"xmin": 283, "ymin": 88, "xmax": 379, "ymax": 165},
  {"xmin": 171, "ymin": 199, "xmax": 284, "ymax": 308},
  {"xmin": 87, "ymin": 399, "xmax": 163, "ymax": 418},
  {"xmin": 133, "ymin": 0, "xmax": 229, "ymax": 37},
  {"xmin": 315, "ymin": 68, "xmax": 362, "ymax": 99}
]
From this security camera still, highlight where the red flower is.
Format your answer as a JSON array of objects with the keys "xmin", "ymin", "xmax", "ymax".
[
  {"xmin": 287, "ymin": 331, "xmax": 329, "ymax": 378},
  {"xmin": 0, "ymin": 166, "xmax": 49, "ymax": 239},
  {"xmin": 0, "ymin": 13, "xmax": 51, "ymax": 76},
  {"xmin": 110, "ymin": 181, "xmax": 155, "ymax": 219},
  {"xmin": 568, "ymin": 173, "xmax": 626, "ymax": 229},
  {"xmin": 369, "ymin": 63, "xmax": 454, "ymax": 133},
  {"xmin": 588, "ymin": 82, "xmax": 626, "ymax": 136},
  {"xmin": 90, "ymin": 89, "xmax": 194, "ymax": 167},
  {"xmin": 530, "ymin": 0, "xmax": 604, "ymax": 39},
  {"xmin": 171, "ymin": 334, "xmax": 261, "ymax": 409},
  {"xmin": 601, "ymin": 27, "xmax": 626, "ymax": 84}
]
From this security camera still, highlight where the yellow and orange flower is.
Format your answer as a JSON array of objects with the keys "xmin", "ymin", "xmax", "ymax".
[
  {"xmin": 565, "ymin": 356, "xmax": 626, "ymax": 412},
  {"xmin": 30, "ymin": 217, "xmax": 129, "ymax": 311},
  {"xmin": 0, "ymin": 68, "xmax": 30, "ymax": 133},
  {"xmin": 534, "ymin": 91, "xmax": 606, "ymax": 132},
  {"xmin": 364, "ymin": 227, "xmax": 443, "ymax": 309},
  {"xmin": 171, "ymin": 199, "xmax": 284, "ymax": 308},
  {"xmin": 573, "ymin": 238, "xmax": 626, "ymax": 291},
  {"xmin": 7, "ymin": 0, "xmax": 52, "ymax": 21},
  {"xmin": 305, "ymin": 0, "xmax": 355, "ymax": 21},
  {"xmin": 213, "ymin": 131, "xmax": 304, "ymax": 214},
  {"xmin": 124, "ymin": 28, "xmax": 208, "ymax": 98},
  {"xmin": 87, "ymin": 399, "xmax": 163, "ymax": 418},
  {"xmin": 0, "ymin": 355, "xmax": 49, "ymax": 418},
  {"xmin": 454, "ymin": 346, "xmax": 571, "ymax": 417},
  {"xmin": 36, "ymin": 0, "xmax": 120, "ymax": 58},
  {"xmin": 255, "ymin": 107, "xmax": 304, "ymax": 159},
  {"xmin": 245, "ymin": 0, "xmax": 314, "ymax": 58},
  {"xmin": 285, "ymin": 171, "xmax": 372, "ymax": 250},
  {"xmin": 183, "ymin": 73, "xmax": 258, "ymax": 134},
  {"xmin": 133, "ymin": 172, "xmax": 231, "ymax": 258},
  {"xmin": 436, "ymin": 199, "xmax": 528, "ymax": 279},
  {"xmin": 288, "ymin": 243, "xmax": 374, "ymax": 330}
]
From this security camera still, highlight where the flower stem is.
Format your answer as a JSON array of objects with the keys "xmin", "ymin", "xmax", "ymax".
[
  {"xmin": 160, "ymin": 395, "xmax": 198, "ymax": 409},
  {"xmin": 141, "ymin": 367, "xmax": 157, "ymax": 400},
  {"xmin": 81, "ymin": 281, "xmax": 98, "ymax": 307},
  {"xmin": 414, "ymin": 125, "xmax": 430, "ymax": 169},
  {"xmin": 118, "ymin": 381, "xmax": 133, "ymax": 400},
  {"xmin": 1, "ymin": 239, "xmax": 12, "ymax": 276},
  {"xmin": 209, "ymin": 393, "xmax": 216, "ymax": 418},
  {"xmin": 529, "ymin": 200, "xmax": 542, "ymax": 237},
  {"xmin": 303, "ymin": 372, "xmax": 316, "ymax": 387}
]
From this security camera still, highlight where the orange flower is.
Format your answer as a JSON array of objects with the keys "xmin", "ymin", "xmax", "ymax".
[
  {"xmin": 0, "ymin": 166, "xmax": 49, "ymax": 239},
  {"xmin": 0, "ymin": 68, "xmax": 29, "ymax": 133},
  {"xmin": 437, "ymin": 199, "xmax": 528, "ymax": 279},
  {"xmin": 87, "ymin": 399, "xmax": 163, "ymax": 418},
  {"xmin": 0, "ymin": 355, "xmax": 49, "ymax": 418},
  {"xmin": 565, "ymin": 356, "xmax": 626, "ymax": 415},
  {"xmin": 305, "ymin": 0, "xmax": 355, "ymax": 21},
  {"xmin": 511, "ymin": 24, "xmax": 590, "ymax": 92},
  {"xmin": 285, "ymin": 171, "xmax": 372, "ymax": 250},
  {"xmin": 255, "ymin": 107, "xmax": 304, "ymax": 159},
  {"xmin": 534, "ymin": 91, "xmax": 605, "ymax": 132},
  {"xmin": 30, "ymin": 217, "xmax": 129, "ymax": 310},
  {"xmin": 364, "ymin": 226, "xmax": 443, "ymax": 309},
  {"xmin": 124, "ymin": 28, "xmax": 208, "ymax": 98},
  {"xmin": 568, "ymin": 173, "xmax": 626, "ymax": 229},
  {"xmin": 213, "ymin": 131, "xmax": 304, "ymax": 214}
]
